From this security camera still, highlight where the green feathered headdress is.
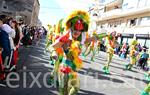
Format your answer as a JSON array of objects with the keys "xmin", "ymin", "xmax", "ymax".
[
  {"xmin": 130, "ymin": 39, "xmax": 138, "ymax": 46},
  {"xmin": 63, "ymin": 10, "xmax": 90, "ymax": 32}
]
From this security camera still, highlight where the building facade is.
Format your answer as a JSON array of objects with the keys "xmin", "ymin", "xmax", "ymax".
[
  {"xmin": 30, "ymin": 0, "xmax": 40, "ymax": 26},
  {"xmin": 92, "ymin": 0, "xmax": 150, "ymax": 48},
  {"xmin": 0, "ymin": 0, "xmax": 40, "ymax": 26}
]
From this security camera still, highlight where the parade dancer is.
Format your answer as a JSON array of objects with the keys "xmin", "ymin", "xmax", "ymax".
[
  {"xmin": 83, "ymin": 40, "xmax": 96, "ymax": 61},
  {"xmin": 125, "ymin": 39, "xmax": 138, "ymax": 70},
  {"xmin": 103, "ymin": 31, "xmax": 116, "ymax": 74},
  {"xmin": 95, "ymin": 40, "xmax": 101, "ymax": 54},
  {"xmin": 45, "ymin": 24, "xmax": 52, "ymax": 46},
  {"xmin": 48, "ymin": 10, "xmax": 91, "ymax": 95},
  {"xmin": 142, "ymin": 74, "xmax": 150, "ymax": 95},
  {"xmin": 141, "ymin": 49, "xmax": 150, "ymax": 95},
  {"xmin": 82, "ymin": 31, "xmax": 97, "ymax": 61},
  {"xmin": 50, "ymin": 19, "xmax": 65, "ymax": 87},
  {"xmin": 45, "ymin": 24, "xmax": 54, "ymax": 49},
  {"xmin": 10, "ymin": 20, "xmax": 20, "ymax": 71},
  {"xmin": 81, "ymin": 32, "xmax": 90, "ymax": 58},
  {"xmin": 141, "ymin": 83, "xmax": 150, "ymax": 95},
  {"xmin": 45, "ymin": 24, "xmax": 57, "ymax": 66}
]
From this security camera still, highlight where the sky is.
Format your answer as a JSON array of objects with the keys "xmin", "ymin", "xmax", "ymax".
[{"xmin": 38, "ymin": 0, "xmax": 94, "ymax": 27}]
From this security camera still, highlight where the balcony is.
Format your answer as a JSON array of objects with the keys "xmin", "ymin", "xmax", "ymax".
[
  {"xmin": 120, "ymin": 6, "xmax": 150, "ymax": 17},
  {"xmin": 105, "ymin": 0, "xmax": 123, "ymax": 7},
  {"xmin": 99, "ymin": 9, "xmax": 122, "ymax": 20},
  {"xmin": 98, "ymin": 6, "xmax": 150, "ymax": 21},
  {"xmin": 123, "ymin": 27, "xmax": 150, "ymax": 34}
]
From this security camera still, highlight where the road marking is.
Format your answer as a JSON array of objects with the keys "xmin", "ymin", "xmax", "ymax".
[{"xmin": 111, "ymin": 72, "xmax": 141, "ymax": 92}]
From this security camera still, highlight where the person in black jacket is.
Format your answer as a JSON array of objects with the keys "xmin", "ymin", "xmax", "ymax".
[{"xmin": 0, "ymin": 15, "xmax": 11, "ymax": 73}]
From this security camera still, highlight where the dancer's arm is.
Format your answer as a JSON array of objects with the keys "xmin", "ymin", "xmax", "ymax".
[
  {"xmin": 84, "ymin": 36, "xmax": 96, "ymax": 44},
  {"xmin": 84, "ymin": 33, "xmax": 107, "ymax": 45},
  {"xmin": 51, "ymin": 39, "xmax": 63, "ymax": 49}
]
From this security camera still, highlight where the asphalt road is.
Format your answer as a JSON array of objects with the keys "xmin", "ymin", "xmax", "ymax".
[{"xmin": 0, "ymin": 38, "xmax": 147, "ymax": 95}]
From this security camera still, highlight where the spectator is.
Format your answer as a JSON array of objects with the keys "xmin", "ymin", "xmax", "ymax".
[
  {"xmin": 10, "ymin": 20, "xmax": 21, "ymax": 70},
  {"xmin": 1, "ymin": 16, "xmax": 16, "ymax": 70},
  {"xmin": 138, "ymin": 48, "xmax": 149, "ymax": 70},
  {"xmin": 0, "ymin": 15, "xmax": 11, "ymax": 72},
  {"xmin": 22, "ymin": 25, "xmax": 32, "ymax": 46}
]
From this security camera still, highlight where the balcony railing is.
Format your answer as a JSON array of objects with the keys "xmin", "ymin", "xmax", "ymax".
[
  {"xmin": 99, "ymin": 9, "xmax": 122, "ymax": 20},
  {"xmin": 98, "ymin": 6, "xmax": 150, "ymax": 21}
]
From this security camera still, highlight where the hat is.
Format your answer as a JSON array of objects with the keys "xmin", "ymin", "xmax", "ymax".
[
  {"xmin": 130, "ymin": 39, "xmax": 138, "ymax": 46},
  {"xmin": 63, "ymin": 10, "xmax": 90, "ymax": 32}
]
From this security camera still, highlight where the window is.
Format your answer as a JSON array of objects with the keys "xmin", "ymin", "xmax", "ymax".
[
  {"xmin": 100, "ymin": 0, "xmax": 105, "ymax": 3},
  {"xmin": 140, "ymin": 16, "xmax": 150, "ymax": 26},
  {"xmin": 122, "ymin": 3, "xmax": 128, "ymax": 10},
  {"xmin": 100, "ymin": 25, "xmax": 103, "ymax": 28},
  {"xmin": 137, "ymin": 39, "xmax": 145, "ymax": 47},
  {"xmin": 126, "ymin": 20, "xmax": 131, "ymax": 27},
  {"xmin": 145, "ymin": 40, "xmax": 150, "ymax": 49},
  {"xmin": 130, "ymin": 18, "xmax": 137, "ymax": 26},
  {"xmin": 114, "ymin": 6, "xmax": 119, "ymax": 9},
  {"xmin": 108, "ymin": 22, "xmax": 113, "ymax": 28},
  {"xmin": 147, "ymin": 0, "xmax": 150, "ymax": 6},
  {"xmin": 123, "ymin": 38, "xmax": 128, "ymax": 43},
  {"xmin": 122, "ymin": 0, "xmax": 139, "ymax": 10},
  {"xmin": 138, "ymin": 0, "xmax": 147, "ymax": 8},
  {"xmin": 127, "ymin": 18, "xmax": 137, "ymax": 27}
]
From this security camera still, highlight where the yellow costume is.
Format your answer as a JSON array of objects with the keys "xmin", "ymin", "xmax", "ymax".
[
  {"xmin": 49, "ymin": 10, "xmax": 90, "ymax": 95},
  {"xmin": 125, "ymin": 39, "xmax": 138, "ymax": 70},
  {"xmin": 103, "ymin": 32, "xmax": 116, "ymax": 74}
]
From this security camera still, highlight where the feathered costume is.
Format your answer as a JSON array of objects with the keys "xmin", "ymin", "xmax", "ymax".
[
  {"xmin": 125, "ymin": 39, "xmax": 138, "ymax": 70},
  {"xmin": 48, "ymin": 10, "xmax": 90, "ymax": 95},
  {"xmin": 141, "ymin": 49, "xmax": 150, "ymax": 95},
  {"xmin": 103, "ymin": 31, "xmax": 116, "ymax": 74},
  {"xmin": 83, "ymin": 32, "xmax": 96, "ymax": 61},
  {"xmin": 142, "ymin": 71, "xmax": 150, "ymax": 95},
  {"xmin": 46, "ymin": 24, "xmax": 53, "ymax": 48}
]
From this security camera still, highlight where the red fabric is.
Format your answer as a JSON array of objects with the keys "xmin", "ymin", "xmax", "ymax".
[
  {"xmin": 75, "ymin": 19, "xmax": 84, "ymax": 31},
  {"xmin": 59, "ymin": 33, "xmax": 70, "ymax": 43},
  {"xmin": 0, "ymin": 54, "xmax": 5, "ymax": 80},
  {"xmin": 60, "ymin": 66, "xmax": 71, "ymax": 74},
  {"xmin": 0, "ymin": 54, "xmax": 2, "ymax": 64},
  {"xmin": 0, "ymin": 54, "xmax": 3, "ymax": 71},
  {"xmin": 55, "ymin": 35, "xmax": 60, "ymax": 40},
  {"xmin": 0, "ymin": 73, "xmax": 5, "ymax": 80},
  {"xmin": 14, "ymin": 50, "xmax": 18, "ymax": 65}
]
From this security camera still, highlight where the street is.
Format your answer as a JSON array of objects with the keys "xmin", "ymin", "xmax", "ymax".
[{"xmin": 0, "ymin": 38, "xmax": 147, "ymax": 95}]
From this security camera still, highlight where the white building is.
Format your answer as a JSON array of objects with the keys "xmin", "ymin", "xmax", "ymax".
[{"xmin": 92, "ymin": 0, "xmax": 150, "ymax": 48}]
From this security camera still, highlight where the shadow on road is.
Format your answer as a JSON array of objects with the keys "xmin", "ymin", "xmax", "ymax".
[
  {"xmin": 79, "ymin": 68, "xmax": 124, "ymax": 83},
  {"xmin": 112, "ymin": 72, "xmax": 144, "ymax": 83},
  {"xmin": 94, "ymin": 57, "xmax": 107, "ymax": 62},
  {"xmin": 82, "ymin": 60, "xmax": 91, "ymax": 64},
  {"xmin": 78, "ymin": 89, "xmax": 106, "ymax": 95}
]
